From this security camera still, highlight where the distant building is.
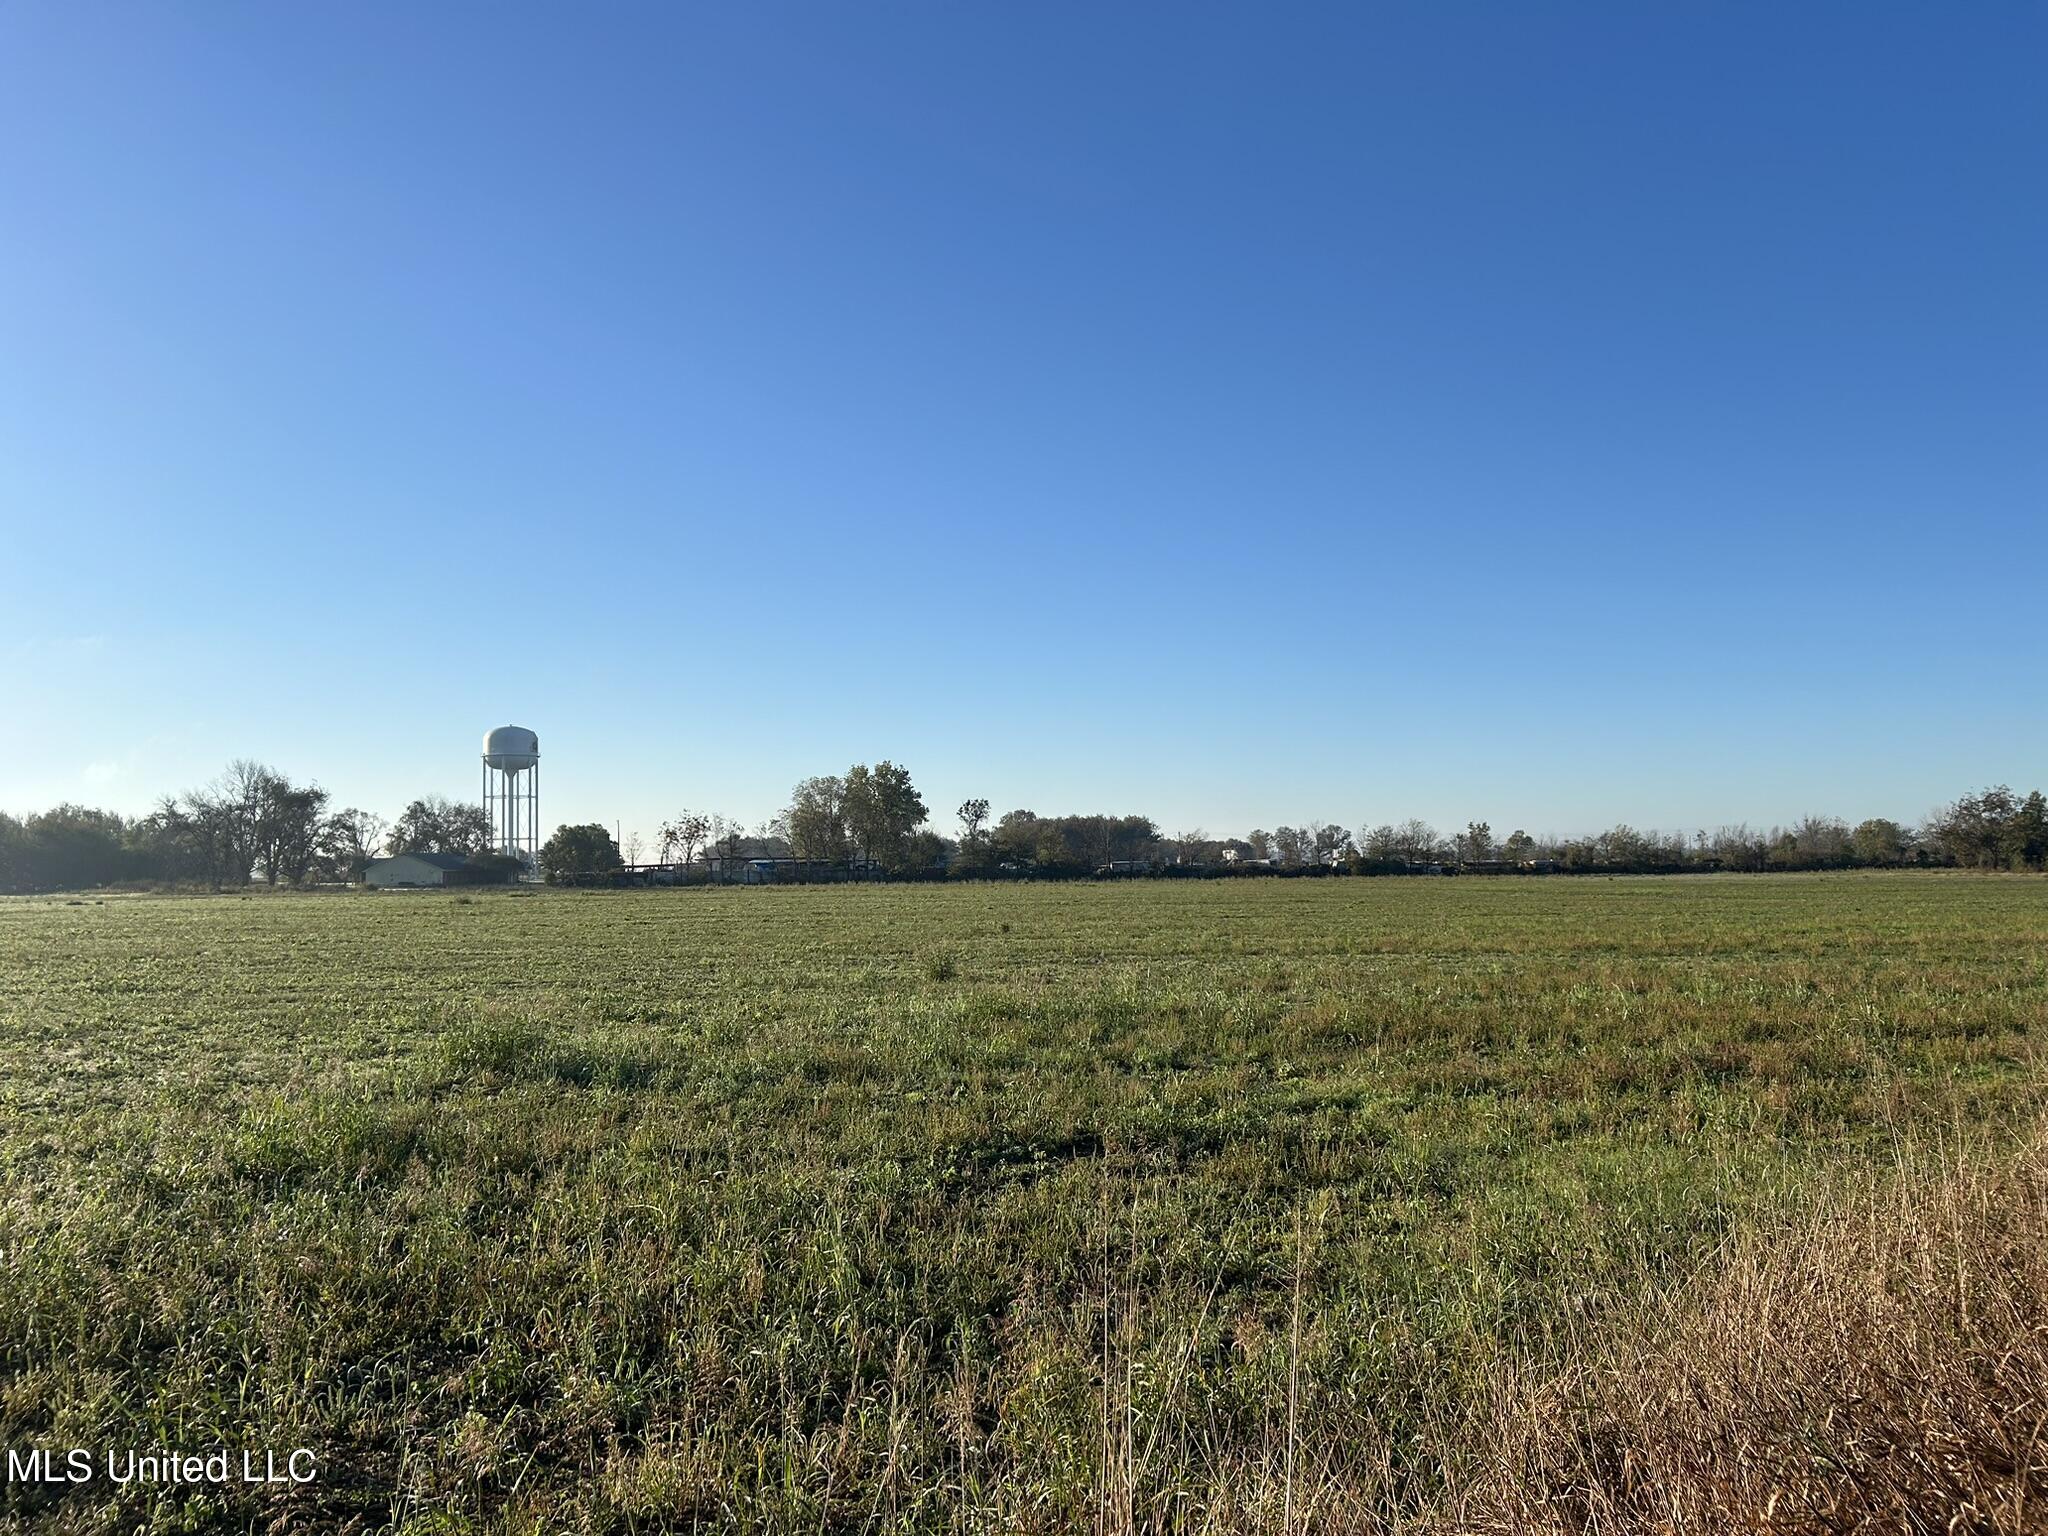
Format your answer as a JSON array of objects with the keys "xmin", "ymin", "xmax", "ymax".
[
  {"xmin": 364, "ymin": 851, "xmax": 469, "ymax": 888},
  {"xmin": 702, "ymin": 854, "xmax": 882, "ymax": 885}
]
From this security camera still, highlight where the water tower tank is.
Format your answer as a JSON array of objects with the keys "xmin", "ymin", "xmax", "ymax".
[
  {"xmin": 481, "ymin": 726, "xmax": 541, "ymax": 872},
  {"xmin": 483, "ymin": 725, "xmax": 539, "ymax": 772}
]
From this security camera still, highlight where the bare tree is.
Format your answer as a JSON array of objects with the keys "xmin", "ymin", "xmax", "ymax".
[
  {"xmin": 707, "ymin": 815, "xmax": 748, "ymax": 863},
  {"xmin": 659, "ymin": 811, "xmax": 710, "ymax": 867},
  {"xmin": 257, "ymin": 778, "xmax": 329, "ymax": 885},
  {"xmin": 957, "ymin": 798, "xmax": 991, "ymax": 846},
  {"xmin": 318, "ymin": 808, "xmax": 388, "ymax": 881},
  {"xmin": 206, "ymin": 758, "xmax": 273, "ymax": 884},
  {"xmin": 1393, "ymin": 819, "xmax": 1442, "ymax": 865}
]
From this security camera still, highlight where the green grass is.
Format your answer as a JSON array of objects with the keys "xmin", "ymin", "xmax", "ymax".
[{"xmin": 0, "ymin": 874, "xmax": 2042, "ymax": 1532}]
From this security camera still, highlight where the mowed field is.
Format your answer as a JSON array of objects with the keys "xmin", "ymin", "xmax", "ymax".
[{"xmin": 1, "ymin": 875, "xmax": 2044, "ymax": 1534}]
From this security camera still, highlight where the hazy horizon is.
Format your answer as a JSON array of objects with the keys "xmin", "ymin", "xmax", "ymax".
[{"xmin": 0, "ymin": 683, "xmax": 2010, "ymax": 852}]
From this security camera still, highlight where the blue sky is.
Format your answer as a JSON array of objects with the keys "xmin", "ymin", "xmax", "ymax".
[{"xmin": 2, "ymin": 4, "xmax": 2042, "ymax": 848}]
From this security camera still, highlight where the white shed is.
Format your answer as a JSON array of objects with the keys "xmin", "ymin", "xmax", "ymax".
[{"xmin": 364, "ymin": 852, "xmax": 468, "ymax": 888}]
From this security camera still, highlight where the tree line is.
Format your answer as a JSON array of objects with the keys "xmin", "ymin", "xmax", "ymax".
[
  {"xmin": 617, "ymin": 767, "xmax": 2048, "ymax": 884},
  {"xmin": 0, "ymin": 761, "xmax": 519, "ymax": 893},
  {"xmin": 4, "ymin": 756, "xmax": 2046, "ymax": 893}
]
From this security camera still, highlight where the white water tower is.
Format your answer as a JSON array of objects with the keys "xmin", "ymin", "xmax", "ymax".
[{"xmin": 482, "ymin": 725, "xmax": 540, "ymax": 870}]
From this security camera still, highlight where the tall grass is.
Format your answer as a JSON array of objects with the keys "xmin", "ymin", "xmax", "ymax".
[{"xmin": 1441, "ymin": 1127, "xmax": 2048, "ymax": 1535}]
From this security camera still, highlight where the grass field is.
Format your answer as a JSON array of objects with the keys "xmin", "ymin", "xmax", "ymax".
[{"xmin": 1, "ymin": 874, "xmax": 2044, "ymax": 1533}]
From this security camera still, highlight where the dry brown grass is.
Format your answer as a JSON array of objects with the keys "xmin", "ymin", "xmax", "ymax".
[
  {"xmin": 1069, "ymin": 1130, "xmax": 2048, "ymax": 1536},
  {"xmin": 1441, "ymin": 1128, "xmax": 2048, "ymax": 1536}
]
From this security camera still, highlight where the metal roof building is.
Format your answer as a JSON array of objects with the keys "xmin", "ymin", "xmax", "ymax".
[{"xmin": 364, "ymin": 851, "xmax": 469, "ymax": 888}]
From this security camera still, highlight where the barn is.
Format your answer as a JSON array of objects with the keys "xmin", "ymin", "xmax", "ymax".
[{"xmin": 363, "ymin": 851, "xmax": 469, "ymax": 888}]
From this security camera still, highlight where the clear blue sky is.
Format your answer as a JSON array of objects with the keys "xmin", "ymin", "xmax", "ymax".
[{"xmin": 3, "ymin": 3, "xmax": 2042, "ymax": 848}]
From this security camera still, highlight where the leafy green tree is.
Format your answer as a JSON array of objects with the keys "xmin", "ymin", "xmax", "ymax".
[
  {"xmin": 1850, "ymin": 818, "xmax": 1908, "ymax": 868},
  {"xmin": 1359, "ymin": 825, "xmax": 1398, "ymax": 861},
  {"xmin": 2013, "ymin": 791, "xmax": 2048, "ymax": 870},
  {"xmin": 842, "ymin": 761, "xmax": 928, "ymax": 871},
  {"xmin": 977, "ymin": 812, "xmax": 1157, "ymax": 875},
  {"xmin": 1106, "ymin": 815, "xmax": 1158, "ymax": 863},
  {"xmin": 1926, "ymin": 787, "xmax": 2017, "ymax": 868},
  {"xmin": 902, "ymin": 830, "xmax": 948, "ymax": 875},
  {"xmin": 0, "ymin": 812, "xmax": 20, "ymax": 893},
  {"xmin": 1308, "ymin": 822, "xmax": 1350, "ymax": 866},
  {"xmin": 1032, "ymin": 819, "xmax": 1091, "ymax": 874},
  {"xmin": 1579, "ymin": 824, "xmax": 1652, "ymax": 870},
  {"xmin": 1457, "ymin": 821, "xmax": 1495, "ymax": 863},
  {"xmin": 0, "ymin": 804, "xmax": 133, "ymax": 891},
  {"xmin": 390, "ymin": 796, "xmax": 492, "ymax": 856},
  {"xmin": 538, "ymin": 823, "xmax": 622, "ymax": 884},
  {"xmin": 781, "ymin": 777, "xmax": 850, "ymax": 862},
  {"xmin": 992, "ymin": 810, "xmax": 1042, "ymax": 867}
]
